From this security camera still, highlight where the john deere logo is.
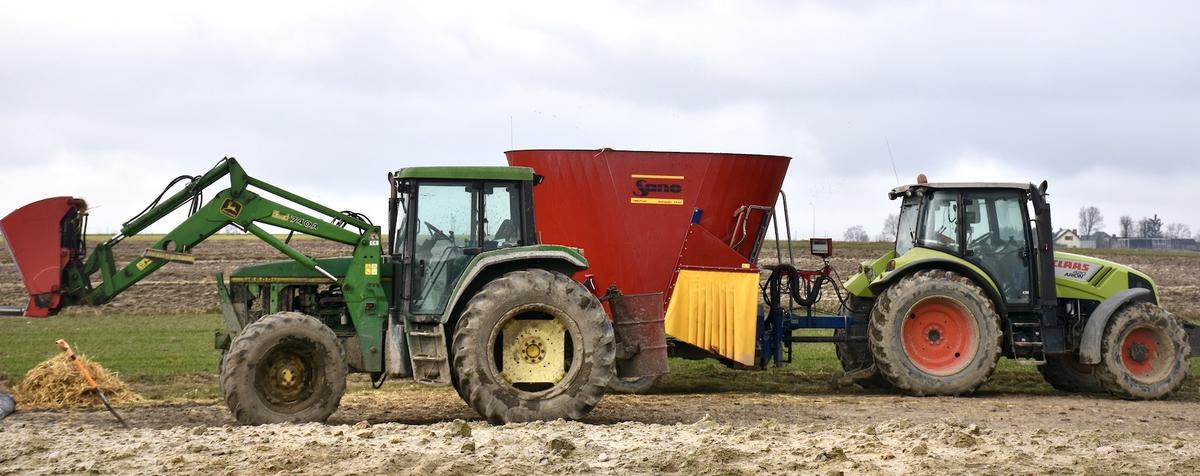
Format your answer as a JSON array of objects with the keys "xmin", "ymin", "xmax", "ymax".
[{"xmin": 220, "ymin": 199, "xmax": 243, "ymax": 218}]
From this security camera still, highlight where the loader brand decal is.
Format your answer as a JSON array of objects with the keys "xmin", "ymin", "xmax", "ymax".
[
  {"xmin": 135, "ymin": 258, "xmax": 153, "ymax": 271},
  {"xmin": 220, "ymin": 199, "xmax": 242, "ymax": 218},
  {"xmin": 271, "ymin": 210, "xmax": 319, "ymax": 230},
  {"xmin": 1054, "ymin": 258, "xmax": 1102, "ymax": 282},
  {"xmin": 630, "ymin": 174, "xmax": 684, "ymax": 205},
  {"xmin": 364, "ymin": 263, "xmax": 378, "ymax": 276}
]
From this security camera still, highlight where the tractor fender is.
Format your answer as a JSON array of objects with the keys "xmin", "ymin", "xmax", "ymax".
[
  {"xmin": 1078, "ymin": 288, "xmax": 1154, "ymax": 364},
  {"xmin": 438, "ymin": 246, "xmax": 588, "ymax": 324},
  {"xmin": 868, "ymin": 259, "xmax": 1008, "ymax": 318}
]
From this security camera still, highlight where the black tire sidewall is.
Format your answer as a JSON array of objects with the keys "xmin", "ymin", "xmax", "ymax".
[
  {"xmin": 1096, "ymin": 302, "xmax": 1189, "ymax": 400},
  {"xmin": 870, "ymin": 270, "xmax": 1002, "ymax": 395},
  {"xmin": 221, "ymin": 312, "xmax": 347, "ymax": 425},
  {"xmin": 453, "ymin": 269, "xmax": 614, "ymax": 424}
]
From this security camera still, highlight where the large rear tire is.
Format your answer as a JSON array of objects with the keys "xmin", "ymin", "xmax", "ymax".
[
  {"xmin": 1038, "ymin": 355, "xmax": 1103, "ymax": 393},
  {"xmin": 220, "ymin": 312, "xmax": 347, "ymax": 425},
  {"xmin": 869, "ymin": 270, "xmax": 1002, "ymax": 396},
  {"xmin": 1094, "ymin": 302, "xmax": 1189, "ymax": 400},
  {"xmin": 452, "ymin": 269, "xmax": 615, "ymax": 424}
]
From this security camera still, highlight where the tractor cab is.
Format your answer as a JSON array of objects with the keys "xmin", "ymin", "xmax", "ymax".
[
  {"xmin": 387, "ymin": 167, "xmax": 539, "ymax": 317},
  {"xmin": 889, "ymin": 181, "xmax": 1055, "ymax": 313}
]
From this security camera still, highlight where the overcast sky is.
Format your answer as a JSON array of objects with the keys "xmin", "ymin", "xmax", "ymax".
[{"xmin": 2, "ymin": 1, "xmax": 1197, "ymax": 241}]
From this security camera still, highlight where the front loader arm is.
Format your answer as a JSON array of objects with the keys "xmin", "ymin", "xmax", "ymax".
[{"xmin": 62, "ymin": 157, "xmax": 375, "ymax": 308}]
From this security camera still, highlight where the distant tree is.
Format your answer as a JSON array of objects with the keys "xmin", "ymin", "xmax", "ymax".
[
  {"xmin": 1078, "ymin": 206, "xmax": 1104, "ymax": 236},
  {"xmin": 877, "ymin": 214, "xmax": 899, "ymax": 241},
  {"xmin": 1164, "ymin": 223, "xmax": 1192, "ymax": 239},
  {"xmin": 843, "ymin": 225, "xmax": 869, "ymax": 242},
  {"xmin": 1119, "ymin": 215, "xmax": 1134, "ymax": 238},
  {"xmin": 1138, "ymin": 214, "xmax": 1163, "ymax": 238}
]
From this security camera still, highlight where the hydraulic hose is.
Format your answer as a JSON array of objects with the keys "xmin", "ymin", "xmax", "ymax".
[{"xmin": 763, "ymin": 264, "xmax": 831, "ymax": 309}]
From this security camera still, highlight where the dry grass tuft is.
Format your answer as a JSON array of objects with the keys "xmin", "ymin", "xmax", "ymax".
[{"xmin": 15, "ymin": 353, "xmax": 142, "ymax": 408}]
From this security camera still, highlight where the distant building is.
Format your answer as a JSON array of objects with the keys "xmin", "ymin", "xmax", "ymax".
[
  {"xmin": 1113, "ymin": 237, "xmax": 1199, "ymax": 251},
  {"xmin": 1054, "ymin": 229, "xmax": 1082, "ymax": 248},
  {"xmin": 1081, "ymin": 231, "xmax": 1114, "ymax": 249}
]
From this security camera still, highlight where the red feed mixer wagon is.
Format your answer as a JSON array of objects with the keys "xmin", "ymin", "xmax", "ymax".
[{"xmin": 507, "ymin": 149, "xmax": 830, "ymax": 372}]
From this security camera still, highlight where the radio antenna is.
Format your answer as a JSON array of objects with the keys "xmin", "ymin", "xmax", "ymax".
[{"xmin": 886, "ymin": 136, "xmax": 900, "ymax": 185}]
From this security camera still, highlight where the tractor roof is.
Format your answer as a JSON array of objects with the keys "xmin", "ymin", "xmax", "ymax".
[
  {"xmin": 394, "ymin": 166, "xmax": 534, "ymax": 181},
  {"xmin": 889, "ymin": 182, "xmax": 1035, "ymax": 199}
]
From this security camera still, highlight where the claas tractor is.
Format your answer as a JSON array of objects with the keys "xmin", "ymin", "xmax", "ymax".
[
  {"xmin": 0, "ymin": 157, "xmax": 668, "ymax": 424},
  {"xmin": 837, "ymin": 177, "xmax": 1199, "ymax": 398}
]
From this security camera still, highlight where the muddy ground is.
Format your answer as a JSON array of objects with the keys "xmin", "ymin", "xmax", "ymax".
[{"xmin": 3, "ymin": 388, "xmax": 1200, "ymax": 474}]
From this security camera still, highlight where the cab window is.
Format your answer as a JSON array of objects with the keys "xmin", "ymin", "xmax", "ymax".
[{"xmin": 920, "ymin": 191, "xmax": 960, "ymax": 254}]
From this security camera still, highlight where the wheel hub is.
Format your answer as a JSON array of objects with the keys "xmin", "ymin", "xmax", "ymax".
[
  {"xmin": 901, "ymin": 298, "xmax": 978, "ymax": 376},
  {"xmin": 261, "ymin": 349, "xmax": 313, "ymax": 405},
  {"xmin": 499, "ymin": 316, "xmax": 567, "ymax": 386},
  {"xmin": 1120, "ymin": 327, "xmax": 1167, "ymax": 380}
]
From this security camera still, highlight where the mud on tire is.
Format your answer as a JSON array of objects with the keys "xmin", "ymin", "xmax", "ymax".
[
  {"xmin": 835, "ymin": 296, "xmax": 892, "ymax": 390},
  {"xmin": 220, "ymin": 312, "xmax": 347, "ymax": 425},
  {"xmin": 868, "ymin": 269, "xmax": 1002, "ymax": 396},
  {"xmin": 608, "ymin": 375, "xmax": 660, "ymax": 394},
  {"xmin": 452, "ymin": 269, "xmax": 615, "ymax": 424},
  {"xmin": 1094, "ymin": 302, "xmax": 1189, "ymax": 400},
  {"xmin": 1038, "ymin": 355, "xmax": 1103, "ymax": 393}
]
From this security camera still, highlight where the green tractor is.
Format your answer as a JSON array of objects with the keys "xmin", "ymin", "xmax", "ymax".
[
  {"xmin": 838, "ymin": 179, "xmax": 1192, "ymax": 399},
  {"xmin": 2, "ymin": 159, "xmax": 665, "ymax": 425}
]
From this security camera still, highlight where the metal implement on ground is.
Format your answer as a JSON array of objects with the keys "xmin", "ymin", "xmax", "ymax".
[{"xmin": 55, "ymin": 339, "xmax": 130, "ymax": 429}]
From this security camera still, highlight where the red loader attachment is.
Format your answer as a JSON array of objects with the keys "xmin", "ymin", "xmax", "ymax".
[{"xmin": 0, "ymin": 197, "xmax": 88, "ymax": 317}]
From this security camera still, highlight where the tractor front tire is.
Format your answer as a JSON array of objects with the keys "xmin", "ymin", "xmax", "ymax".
[
  {"xmin": 220, "ymin": 312, "xmax": 347, "ymax": 425},
  {"xmin": 1038, "ymin": 355, "xmax": 1103, "ymax": 393},
  {"xmin": 452, "ymin": 269, "xmax": 615, "ymax": 424},
  {"xmin": 869, "ymin": 270, "xmax": 1002, "ymax": 396},
  {"xmin": 1094, "ymin": 302, "xmax": 1189, "ymax": 400}
]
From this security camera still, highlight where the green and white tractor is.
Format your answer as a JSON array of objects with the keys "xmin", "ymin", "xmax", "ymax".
[{"xmin": 838, "ymin": 179, "xmax": 1194, "ymax": 399}]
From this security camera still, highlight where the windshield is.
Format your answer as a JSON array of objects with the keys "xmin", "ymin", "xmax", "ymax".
[{"xmin": 895, "ymin": 195, "xmax": 920, "ymax": 255}]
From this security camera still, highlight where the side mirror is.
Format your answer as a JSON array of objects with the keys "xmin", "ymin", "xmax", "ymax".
[{"xmin": 1038, "ymin": 180, "xmax": 1048, "ymax": 195}]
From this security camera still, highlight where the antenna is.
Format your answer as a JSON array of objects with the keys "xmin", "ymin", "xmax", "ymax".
[
  {"xmin": 509, "ymin": 115, "xmax": 514, "ymax": 149},
  {"xmin": 885, "ymin": 136, "xmax": 900, "ymax": 185}
]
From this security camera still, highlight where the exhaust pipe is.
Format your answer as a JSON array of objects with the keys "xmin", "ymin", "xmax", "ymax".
[{"xmin": 0, "ymin": 197, "xmax": 88, "ymax": 317}]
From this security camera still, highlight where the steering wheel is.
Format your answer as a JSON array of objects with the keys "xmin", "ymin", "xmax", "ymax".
[
  {"xmin": 969, "ymin": 232, "xmax": 992, "ymax": 250},
  {"xmin": 424, "ymin": 221, "xmax": 453, "ymax": 244}
]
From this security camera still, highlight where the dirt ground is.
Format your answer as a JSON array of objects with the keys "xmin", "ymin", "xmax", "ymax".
[{"xmin": 3, "ymin": 388, "xmax": 1200, "ymax": 475}]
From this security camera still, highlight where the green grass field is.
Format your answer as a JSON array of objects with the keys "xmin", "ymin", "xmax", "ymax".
[
  {"xmin": 7, "ymin": 313, "xmax": 1193, "ymax": 401},
  {"xmin": 0, "ymin": 314, "xmax": 222, "ymax": 400}
]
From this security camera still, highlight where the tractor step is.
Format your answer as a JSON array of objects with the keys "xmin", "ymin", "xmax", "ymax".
[
  {"xmin": 1006, "ymin": 318, "xmax": 1046, "ymax": 364},
  {"xmin": 143, "ymin": 248, "xmax": 196, "ymax": 264},
  {"xmin": 405, "ymin": 322, "xmax": 452, "ymax": 385}
]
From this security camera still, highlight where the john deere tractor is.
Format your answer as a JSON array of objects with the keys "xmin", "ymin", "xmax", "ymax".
[
  {"xmin": 838, "ymin": 179, "xmax": 1194, "ymax": 399},
  {"xmin": 2, "ymin": 158, "xmax": 665, "ymax": 425}
]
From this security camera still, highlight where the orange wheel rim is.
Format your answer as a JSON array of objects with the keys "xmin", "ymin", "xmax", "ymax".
[
  {"xmin": 1120, "ymin": 326, "xmax": 1167, "ymax": 380},
  {"xmin": 901, "ymin": 297, "xmax": 978, "ymax": 376}
]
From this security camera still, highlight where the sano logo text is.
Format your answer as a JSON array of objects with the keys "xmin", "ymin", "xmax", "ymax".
[{"xmin": 633, "ymin": 179, "xmax": 682, "ymax": 197}]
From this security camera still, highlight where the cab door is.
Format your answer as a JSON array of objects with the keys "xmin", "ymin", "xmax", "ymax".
[{"xmin": 962, "ymin": 190, "xmax": 1033, "ymax": 305}]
